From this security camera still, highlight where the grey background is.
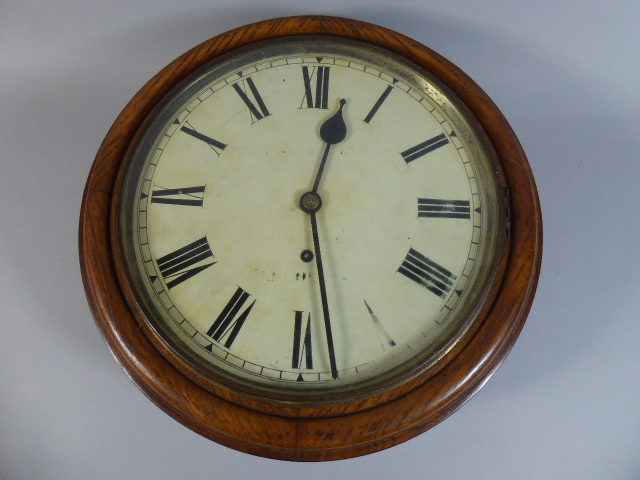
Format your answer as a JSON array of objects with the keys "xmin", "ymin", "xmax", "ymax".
[{"xmin": 2, "ymin": 1, "xmax": 639, "ymax": 478}]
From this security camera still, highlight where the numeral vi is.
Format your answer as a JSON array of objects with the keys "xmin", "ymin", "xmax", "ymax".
[{"xmin": 292, "ymin": 311, "xmax": 313, "ymax": 370}]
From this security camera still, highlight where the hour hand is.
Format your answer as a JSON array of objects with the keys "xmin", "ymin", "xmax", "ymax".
[
  {"xmin": 311, "ymin": 99, "xmax": 347, "ymax": 193},
  {"xmin": 320, "ymin": 98, "xmax": 347, "ymax": 145}
]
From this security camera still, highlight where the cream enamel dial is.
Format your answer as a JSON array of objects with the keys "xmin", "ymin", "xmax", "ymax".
[{"xmin": 118, "ymin": 38, "xmax": 506, "ymax": 401}]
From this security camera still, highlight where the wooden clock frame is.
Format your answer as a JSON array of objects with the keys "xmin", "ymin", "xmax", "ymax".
[{"xmin": 79, "ymin": 16, "xmax": 542, "ymax": 461}]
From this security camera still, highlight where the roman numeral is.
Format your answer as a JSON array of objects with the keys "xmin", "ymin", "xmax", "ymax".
[
  {"xmin": 179, "ymin": 123, "xmax": 227, "ymax": 155},
  {"xmin": 398, "ymin": 248, "xmax": 456, "ymax": 298},
  {"xmin": 232, "ymin": 78, "xmax": 270, "ymax": 122},
  {"xmin": 151, "ymin": 185, "xmax": 205, "ymax": 207},
  {"xmin": 206, "ymin": 287, "xmax": 255, "ymax": 348},
  {"xmin": 292, "ymin": 311, "xmax": 313, "ymax": 370},
  {"xmin": 364, "ymin": 85, "xmax": 393, "ymax": 124},
  {"xmin": 401, "ymin": 134, "xmax": 450, "ymax": 163},
  {"xmin": 156, "ymin": 237, "xmax": 215, "ymax": 289},
  {"xmin": 300, "ymin": 66, "xmax": 330, "ymax": 109},
  {"xmin": 418, "ymin": 198, "xmax": 471, "ymax": 219}
]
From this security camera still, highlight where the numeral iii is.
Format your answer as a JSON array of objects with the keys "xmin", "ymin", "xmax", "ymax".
[{"xmin": 418, "ymin": 198, "xmax": 471, "ymax": 219}]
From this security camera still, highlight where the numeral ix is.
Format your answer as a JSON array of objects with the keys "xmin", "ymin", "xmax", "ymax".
[
  {"xmin": 156, "ymin": 237, "xmax": 215, "ymax": 289},
  {"xmin": 151, "ymin": 186, "xmax": 205, "ymax": 207}
]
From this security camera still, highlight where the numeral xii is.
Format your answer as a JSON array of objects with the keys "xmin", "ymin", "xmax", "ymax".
[{"xmin": 301, "ymin": 66, "xmax": 330, "ymax": 109}]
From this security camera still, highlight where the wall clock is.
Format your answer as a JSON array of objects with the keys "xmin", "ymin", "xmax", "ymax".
[{"xmin": 79, "ymin": 15, "xmax": 541, "ymax": 461}]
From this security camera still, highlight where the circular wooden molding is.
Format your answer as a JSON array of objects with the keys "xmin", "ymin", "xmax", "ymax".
[{"xmin": 79, "ymin": 15, "xmax": 542, "ymax": 461}]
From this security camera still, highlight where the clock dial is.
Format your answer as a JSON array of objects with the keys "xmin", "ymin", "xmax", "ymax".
[{"xmin": 118, "ymin": 38, "xmax": 506, "ymax": 401}]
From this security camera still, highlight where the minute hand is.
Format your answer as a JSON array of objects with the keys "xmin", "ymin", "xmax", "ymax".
[
  {"xmin": 309, "ymin": 210, "xmax": 338, "ymax": 379},
  {"xmin": 300, "ymin": 99, "xmax": 348, "ymax": 381}
]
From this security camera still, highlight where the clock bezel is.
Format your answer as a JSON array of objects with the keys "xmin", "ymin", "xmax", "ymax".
[{"xmin": 79, "ymin": 15, "xmax": 542, "ymax": 461}]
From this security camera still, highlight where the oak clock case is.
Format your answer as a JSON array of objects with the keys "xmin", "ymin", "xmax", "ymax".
[{"xmin": 80, "ymin": 16, "xmax": 542, "ymax": 461}]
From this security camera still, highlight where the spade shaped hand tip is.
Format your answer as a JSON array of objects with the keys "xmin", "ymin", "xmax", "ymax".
[{"xmin": 319, "ymin": 99, "xmax": 347, "ymax": 145}]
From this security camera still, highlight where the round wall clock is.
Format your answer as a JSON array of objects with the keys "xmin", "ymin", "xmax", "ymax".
[{"xmin": 79, "ymin": 16, "xmax": 541, "ymax": 461}]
